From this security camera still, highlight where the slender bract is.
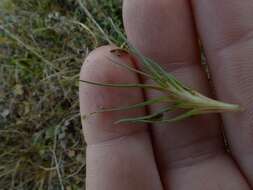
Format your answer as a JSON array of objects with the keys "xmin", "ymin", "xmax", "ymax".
[{"xmin": 80, "ymin": 28, "xmax": 243, "ymax": 124}]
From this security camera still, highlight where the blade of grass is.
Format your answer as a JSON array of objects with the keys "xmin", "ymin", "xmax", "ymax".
[
  {"xmin": 115, "ymin": 107, "xmax": 173, "ymax": 124},
  {"xmin": 80, "ymin": 80, "xmax": 166, "ymax": 91},
  {"xmin": 89, "ymin": 96, "xmax": 169, "ymax": 115},
  {"xmin": 140, "ymin": 109, "xmax": 197, "ymax": 124},
  {"xmin": 71, "ymin": 20, "xmax": 98, "ymax": 47},
  {"xmin": 77, "ymin": 0, "xmax": 112, "ymax": 44},
  {"xmin": 0, "ymin": 25, "xmax": 59, "ymax": 71},
  {"xmin": 106, "ymin": 55, "xmax": 153, "ymax": 78}
]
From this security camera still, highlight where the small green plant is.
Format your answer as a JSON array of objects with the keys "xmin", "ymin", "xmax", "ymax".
[{"xmin": 80, "ymin": 30, "xmax": 243, "ymax": 124}]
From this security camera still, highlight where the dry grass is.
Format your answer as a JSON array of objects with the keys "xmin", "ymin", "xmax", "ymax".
[{"xmin": 0, "ymin": 0, "xmax": 123, "ymax": 189}]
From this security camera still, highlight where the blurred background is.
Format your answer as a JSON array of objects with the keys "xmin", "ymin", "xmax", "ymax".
[{"xmin": 0, "ymin": 0, "xmax": 123, "ymax": 189}]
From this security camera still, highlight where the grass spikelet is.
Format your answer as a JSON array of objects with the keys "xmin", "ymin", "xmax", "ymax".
[{"xmin": 80, "ymin": 26, "xmax": 243, "ymax": 124}]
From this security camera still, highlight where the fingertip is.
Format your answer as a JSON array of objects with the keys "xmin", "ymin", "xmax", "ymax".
[{"xmin": 79, "ymin": 45, "xmax": 147, "ymax": 145}]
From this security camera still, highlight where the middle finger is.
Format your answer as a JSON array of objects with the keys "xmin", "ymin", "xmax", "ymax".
[{"xmin": 123, "ymin": 0, "xmax": 248, "ymax": 189}]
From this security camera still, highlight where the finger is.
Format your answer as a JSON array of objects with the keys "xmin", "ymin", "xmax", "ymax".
[
  {"xmin": 192, "ymin": 0, "xmax": 253, "ymax": 186},
  {"xmin": 123, "ymin": 0, "xmax": 250, "ymax": 189},
  {"xmin": 79, "ymin": 45, "xmax": 163, "ymax": 190}
]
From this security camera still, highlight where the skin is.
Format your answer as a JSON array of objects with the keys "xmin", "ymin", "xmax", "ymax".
[{"xmin": 79, "ymin": 0, "xmax": 253, "ymax": 189}]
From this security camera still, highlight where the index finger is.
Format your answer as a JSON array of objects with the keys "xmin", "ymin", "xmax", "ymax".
[{"xmin": 80, "ymin": 46, "xmax": 163, "ymax": 190}]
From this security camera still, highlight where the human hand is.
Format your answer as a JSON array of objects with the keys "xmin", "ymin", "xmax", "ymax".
[{"xmin": 79, "ymin": 1, "xmax": 253, "ymax": 189}]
